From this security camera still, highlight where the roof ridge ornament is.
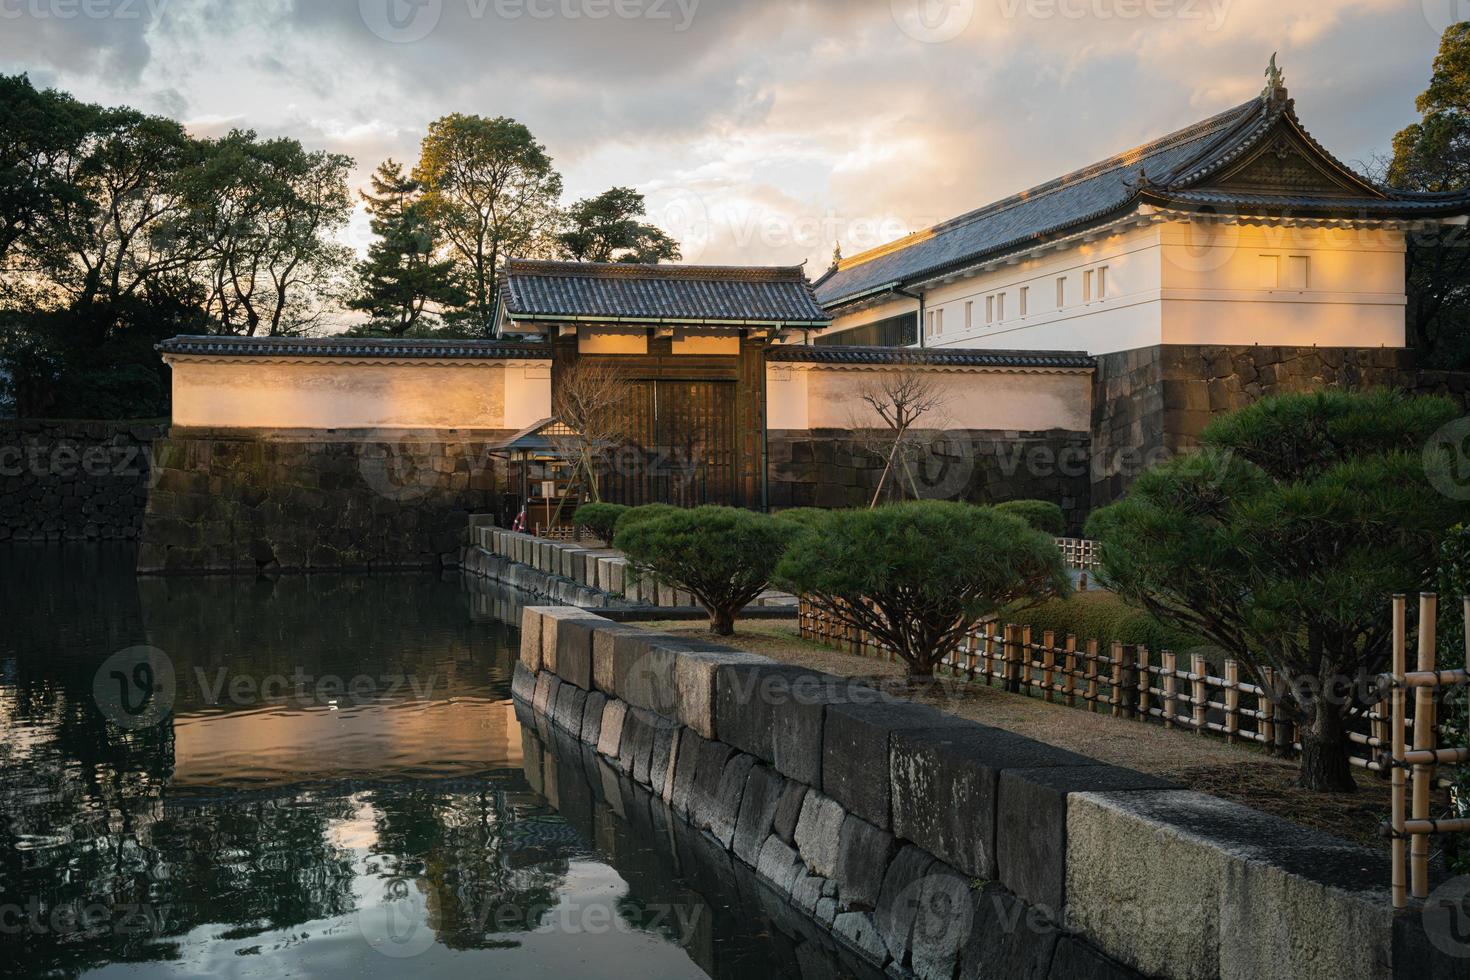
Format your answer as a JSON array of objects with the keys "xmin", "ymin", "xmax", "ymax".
[{"xmin": 1262, "ymin": 52, "xmax": 1287, "ymax": 103}]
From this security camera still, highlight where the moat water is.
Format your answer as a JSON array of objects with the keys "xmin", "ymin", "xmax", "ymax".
[{"xmin": 0, "ymin": 546, "xmax": 867, "ymax": 979}]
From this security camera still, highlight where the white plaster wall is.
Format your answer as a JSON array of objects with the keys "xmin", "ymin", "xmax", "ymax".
[
  {"xmin": 820, "ymin": 218, "xmax": 1409, "ymax": 355},
  {"xmin": 766, "ymin": 365, "xmax": 1091, "ymax": 432},
  {"xmin": 168, "ymin": 359, "xmax": 536, "ymax": 430},
  {"xmin": 503, "ymin": 363, "xmax": 552, "ymax": 428}
]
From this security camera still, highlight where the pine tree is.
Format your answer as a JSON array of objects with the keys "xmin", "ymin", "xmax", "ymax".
[{"xmin": 348, "ymin": 159, "xmax": 459, "ymax": 335}]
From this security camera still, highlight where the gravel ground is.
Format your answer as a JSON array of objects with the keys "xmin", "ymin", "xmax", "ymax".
[{"xmin": 646, "ymin": 620, "xmax": 1397, "ymax": 849}]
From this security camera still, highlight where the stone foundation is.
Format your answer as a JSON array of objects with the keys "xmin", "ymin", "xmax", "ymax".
[
  {"xmin": 137, "ymin": 427, "xmax": 513, "ymax": 574},
  {"xmin": 0, "ymin": 419, "xmax": 166, "ymax": 542},
  {"xmin": 513, "ymin": 607, "xmax": 1442, "ymax": 979},
  {"xmin": 767, "ymin": 428, "xmax": 1092, "ymax": 534}
]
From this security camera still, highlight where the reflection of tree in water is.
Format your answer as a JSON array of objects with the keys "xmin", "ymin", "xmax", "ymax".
[{"xmin": 363, "ymin": 780, "xmax": 575, "ymax": 950}]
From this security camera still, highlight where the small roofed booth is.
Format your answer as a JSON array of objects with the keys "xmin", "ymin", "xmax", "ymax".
[{"xmin": 495, "ymin": 259, "xmax": 831, "ymax": 510}]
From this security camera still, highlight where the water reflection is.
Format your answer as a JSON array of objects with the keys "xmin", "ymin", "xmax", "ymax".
[{"xmin": 0, "ymin": 546, "xmax": 862, "ymax": 979}]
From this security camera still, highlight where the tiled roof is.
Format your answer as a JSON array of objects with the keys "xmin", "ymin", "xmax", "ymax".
[
  {"xmin": 814, "ymin": 88, "xmax": 1470, "ymax": 308},
  {"xmin": 768, "ymin": 345, "xmax": 1094, "ymax": 370},
  {"xmin": 500, "ymin": 259, "xmax": 830, "ymax": 325},
  {"xmin": 157, "ymin": 336, "xmax": 552, "ymax": 360}
]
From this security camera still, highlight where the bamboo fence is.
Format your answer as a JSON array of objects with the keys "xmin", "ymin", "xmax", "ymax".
[
  {"xmin": 797, "ymin": 600, "xmax": 1423, "ymax": 776},
  {"xmin": 1383, "ymin": 593, "xmax": 1470, "ymax": 909}
]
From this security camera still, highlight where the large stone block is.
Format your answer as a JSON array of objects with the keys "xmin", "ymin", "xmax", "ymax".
[
  {"xmin": 823, "ymin": 699, "xmax": 970, "ymax": 830},
  {"xmin": 874, "ymin": 844, "xmax": 935, "ymax": 973},
  {"xmin": 511, "ymin": 662, "xmax": 537, "ymax": 703},
  {"xmin": 1046, "ymin": 936, "xmax": 1147, "ymax": 980},
  {"xmin": 596, "ymin": 699, "xmax": 628, "ymax": 759},
  {"xmin": 773, "ymin": 780, "xmax": 807, "ymax": 846},
  {"xmin": 602, "ymin": 630, "xmax": 680, "ymax": 713},
  {"xmin": 708, "ymin": 752, "xmax": 759, "ymax": 850},
  {"xmin": 715, "ymin": 663, "xmax": 860, "ymax": 786},
  {"xmin": 1065, "ymin": 789, "xmax": 1394, "ymax": 980},
  {"xmin": 756, "ymin": 834, "xmax": 805, "ymax": 895},
  {"xmin": 519, "ymin": 606, "xmax": 544, "ymax": 671},
  {"xmin": 580, "ymin": 690, "xmax": 607, "ymax": 745},
  {"xmin": 591, "ymin": 622, "xmax": 645, "ymax": 694},
  {"xmin": 909, "ymin": 867, "xmax": 974, "ymax": 980},
  {"xmin": 552, "ymin": 681, "xmax": 587, "ymax": 735},
  {"xmin": 997, "ymin": 765, "xmax": 1174, "ymax": 914},
  {"xmin": 674, "ymin": 648, "xmax": 774, "ymax": 739},
  {"xmin": 669, "ymin": 728, "xmax": 709, "ymax": 815},
  {"xmin": 958, "ymin": 884, "xmax": 1060, "ymax": 980},
  {"xmin": 539, "ymin": 607, "xmax": 603, "ymax": 674},
  {"xmin": 732, "ymin": 764, "xmax": 786, "ymax": 866},
  {"xmin": 794, "ymin": 789, "xmax": 847, "ymax": 880},
  {"xmin": 648, "ymin": 719, "xmax": 679, "ymax": 798},
  {"xmin": 834, "ymin": 814, "xmax": 896, "ymax": 913},
  {"xmin": 891, "ymin": 724, "xmax": 1099, "ymax": 879},
  {"xmin": 832, "ymin": 911, "xmax": 888, "ymax": 965},
  {"xmin": 532, "ymin": 671, "xmax": 561, "ymax": 716},
  {"xmin": 690, "ymin": 738, "xmax": 739, "ymax": 831},
  {"xmin": 553, "ymin": 618, "xmax": 602, "ymax": 691},
  {"xmin": 622, "ymin": 707, "xmax": 659, "ymax": 785}
]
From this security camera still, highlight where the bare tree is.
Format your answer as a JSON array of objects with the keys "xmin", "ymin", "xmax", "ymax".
[
  {"xmin": 549, "ymin": 359, "xmax": 632, "ymax": 505},
  {"xmin": 848, "ymin": 369, "xmax": 951, "ymax": 507}
]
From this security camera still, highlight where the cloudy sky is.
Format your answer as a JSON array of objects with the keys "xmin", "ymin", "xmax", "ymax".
[{"xmin": 1, "ymin": 0, "xmax": 1457, "ymax": 268}]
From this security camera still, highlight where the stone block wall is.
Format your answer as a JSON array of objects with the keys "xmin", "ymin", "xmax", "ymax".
[
  {"xmin": 767, "ymin": 428, "xmax": 1092, "ymax": 534},
  {"xmin": 137, "ymin": 428, "xmax": 513, "ymax": 574},
  {"xmin": 0, "ymin": 419, "xmax": 166, "ymax": 543},
  {"xmin": 1089, "ymin": 345, "xmax": 1470, "ymax": 508},
  {"xmin": 513, "ymin": 608, "xmax": 1439, "ymax": 980}
]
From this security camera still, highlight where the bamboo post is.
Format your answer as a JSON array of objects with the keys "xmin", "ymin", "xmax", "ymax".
[
  {"xmin": 1191, "ymin": 653, "xmax": 1208, "ymax": 733},
  {"xmin": 1224, "ymin": 660, "xmax": 1240, "ymax": 744},
  {"xmin": 1063, "ymin": 635, "xmax": 1078, "ymax": 708},
  {"xmin": 1085, "ymin": 640, "xmax": 1099, "ymax": 713},
  {"xmin": 1021, "ymin": 626, "xmax": 1034, "ymax": 695},
  {"xmin": 1110, "ymin": 641, "xmax": 1124, "ymax": 718},
  {"xmin": 1162, "ymin": 650, "xmax": 1177, "ymax": 728},
  {"xmin": 1136, "ymin": 646, "xmax": 1150, "ymax": 720},
  {"xmin": 1261, "ymin": 666, "xmax": 1276, "ymax": 751},
  {"xmin": 1390, "ymin": 595, "xmax": 1406, "ymax": 909},
  {"xmin": 1411, "ymin": 593, "xmax": 1437, "ymax": 901},
  {"xmin": 1042, "ymin": 630, "xmax": 1056, "ymax": 703},
  {"xmin": 1004, "ymin": 625, "xmax": 1022, "ymax": 694}
]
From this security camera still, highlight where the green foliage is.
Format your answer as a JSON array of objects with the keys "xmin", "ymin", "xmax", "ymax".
[
  {"xmin": 574, "ymin": 502, "xmax": 627, "ymax": 542},
  {"xmin": 993, "ymin": 499, "xmax": 1065, "ymax": 536},
  {"xmin": 1003, "ymin": 591, "xmax": 1208, "ymax": 653},
  {"xmin": 614, "ymin": 506, "xmax": 803, "ymax": 635},
  {"xmin": 613, "ymin": 503, "xmax": 680, "ymax": 536},
  {"xmin": 1387, "ymin": 24, "xmax": 1470, "ymax": 366},
  {"xmin": 773, "ymin": 507, "xmax": 834, "ymax": 529},
  {"xmin": 774, "ymin": 501, "xmax": 1069, "ymax": 676},
  {"xmin": 556, "ymin": 187, "xmax": 680, "ymax": 264},
  {"xmin": 1087, "ymin": 390, "xmax": 1470, "ymax": 790}
]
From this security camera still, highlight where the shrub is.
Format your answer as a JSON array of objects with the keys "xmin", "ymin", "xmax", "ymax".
[
  {"xmin": 1002, "ymin": 591, "xmax": 1208, "ymax": 653},
  {"xmin": 994, "ymin": 499, "xmax": 1065, "ymax": 536},
  {"xmin": 613, "ymin": 503, "xmax": 680, "ymax": 536},
  {"xmin": 774, "ymin": 501, "xmax": 1070, "ymax": 676},
  {"xmin": 614, "ymin": 506, "xmax": 803, "ymax": 635},
  {"xmin": 574, "ymin": 502, "xmax": 627, "ymax": 542},
  {"xmin": 774, "ymin": 507, "xmax": 837, "ymax": 529},
  {"xmin": 1087, "ymin": 389, "xmax": 1470, "ymax": 792}
]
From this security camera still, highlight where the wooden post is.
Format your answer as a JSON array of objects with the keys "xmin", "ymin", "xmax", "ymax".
[
  {"xmin": 1224, "ymin": 660, "xmax": 1240, "ymax": 744},
  {"xmin": 1085, "ymin": 640, "xmax": 1099, "ymax": 713},
  {"xmin": 1063, "ymin": 635, "xmax": 1078, "ymax": 708},
  {"xmin": 1411, "ymin": 593, "xmax": 1437, "ymax": 901},
  {"xmin": 1162, "ymin": 650, "xmax": 1177, "ymax": 729},
  {"xmin": 1390, "ymin": 594, "xmax": 1406, "ymax": 910},
  {"xmin": 1261, "ymin": 666, "xmax": 1276, "ymax": 751},
  {"xmin": 1191, "ymin": 653, "xmax": 1208, "ymax": 733},
  {"xmin": 1021, "ymin": 625, "xmax": 1034, "ymax": 695},
  {"xmin": 1110, "ymin": 641, "xmax": 1124, "ymax": 718},
  {"xmin": 1004, "ymin": 625, "xmax": 1022, "ymax": 694},
  {"xmin": 1136, "ymin": 646, "xmax": 1151, "ymax": 720},
  {"xmin": 1042, "ymin": 630, "xmax": 1056, "ymax": 703}
]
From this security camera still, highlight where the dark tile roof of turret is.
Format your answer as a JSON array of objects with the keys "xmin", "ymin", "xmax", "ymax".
[
  {"xmin": 768, "ymin": 345, "xmax": 1094, "ymax": 370},
  {"xmin": 814, "ymin": 81, "xmax": 1470, "ymax": 309},
  {"xmin": 157, "ymin": 336, "xmax": 552, "ymax": 359},
  {"xmin": 499, "ymin": 258, "xmax": 831, "ymax": 325}
]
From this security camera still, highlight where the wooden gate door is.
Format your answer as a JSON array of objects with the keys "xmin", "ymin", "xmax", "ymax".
[{"xmin": 603, "ymin": 379, "xmax": 737, "ymax": 507}]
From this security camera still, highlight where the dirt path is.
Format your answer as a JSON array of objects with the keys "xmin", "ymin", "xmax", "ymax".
[{"xmin": 646, "ymin": 620, "xmax": 1393, "ymax": 850}]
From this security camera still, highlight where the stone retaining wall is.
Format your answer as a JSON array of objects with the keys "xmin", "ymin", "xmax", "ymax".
[
  {"xmin": 514, "ymin": 607, "xmax": 1449, "ymax": 980},
  {"xmin": 768, "ymin": 428, "xmax": 1092, "ymax": 534},
  {"xmin": 0, "ymin": 419, "xmax": 166, "ymax": 542},
  {"xmin": 138, "ymin": 428, "xmax": 513, "ymax": 574}
]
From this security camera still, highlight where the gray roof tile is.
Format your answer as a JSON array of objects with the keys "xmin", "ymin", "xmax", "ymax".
[
  {"xmin": 157, "ymin": 336, "xmax": 551, "ymax": 360},
  {"xmin": 768, "ymin": 345, "xmax": 1093, "ymax": 370}
]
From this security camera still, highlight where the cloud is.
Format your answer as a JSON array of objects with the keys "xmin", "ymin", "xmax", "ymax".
[{"xmin": 0, "ymin": 0, "xmax": 1449, "ymax": 270}]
